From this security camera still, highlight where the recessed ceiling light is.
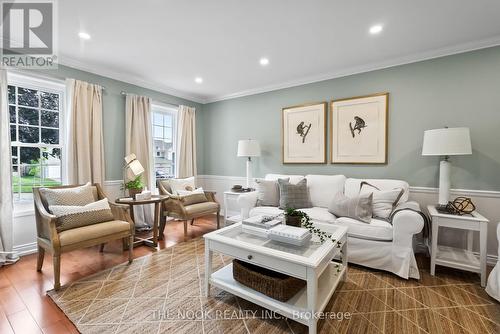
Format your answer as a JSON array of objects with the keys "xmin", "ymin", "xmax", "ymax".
[
  {"xmin": 369, "ymin": 25, "xmax": 383, "ymax": 35},
  {"xmin": 78, "ymin": 32, "xmax": 91, "ymax": 40},
  {"xmin": 195, "ymin": 77, "xmax": 203, "ymax": 84},
  {"xmin": 259, "ymin": 57, "xmax": 269, "ymax": 66}
]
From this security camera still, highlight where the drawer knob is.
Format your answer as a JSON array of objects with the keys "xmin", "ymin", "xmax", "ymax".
[{"xmin": 247, "ymin": 255, "xmax": 253, "ymax": 260}]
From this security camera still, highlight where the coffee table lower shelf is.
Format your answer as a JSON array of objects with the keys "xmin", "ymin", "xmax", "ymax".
[{"xmin": 209, "ymin": 262, "xmax": 345, "ymax": 326}]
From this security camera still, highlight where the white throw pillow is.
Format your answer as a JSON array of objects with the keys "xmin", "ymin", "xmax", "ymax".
[
  {"xmin": 49, "ymin": 198, "xmax": 114, "ymax": 232},
  {"xmin": 168, "ymin": 177, "xmax": 196, "ymax": 195},
  {"xmin": 255, "ymin": 178, "xmax": 289, "ymax": 207},
  {"xmin": 359, "ymin": 182, "xmax": 404, "ymax": 219},
  {"xmin": 177, "ymin": 187, "xmax": 204, "ymax": 196}
]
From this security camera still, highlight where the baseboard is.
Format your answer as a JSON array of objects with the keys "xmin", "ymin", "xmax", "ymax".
[{"xmin": 13, "ymin": 242, "xmax": 38, "ymax": 257}]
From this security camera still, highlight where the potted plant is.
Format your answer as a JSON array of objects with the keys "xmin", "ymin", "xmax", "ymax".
[
  {"xmin": 125, "ymin": 175, "xmax": 144, "ymax": 198},
  {"xmin": 284, "ymin": 208, "xmax": 336, "ymax": 243}
]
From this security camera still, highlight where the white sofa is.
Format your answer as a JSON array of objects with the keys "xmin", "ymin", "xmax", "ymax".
[{"xmin": 237, "ymin": 174, "xmax": 425, "ymax": 279}]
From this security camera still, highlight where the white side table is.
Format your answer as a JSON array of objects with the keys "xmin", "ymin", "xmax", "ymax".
[
  {"xmin": 427, "ymin": 205, "xmax": 489, "ymax": 286},
  {"xmin": 223, "ymin": 190, "xmax": 256, "ymax": 225}
]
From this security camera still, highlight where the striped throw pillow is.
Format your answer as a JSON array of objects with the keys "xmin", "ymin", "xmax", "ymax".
[{"xmin": 49, "ymin": 199, "xmax": 115, "ymax": 232}]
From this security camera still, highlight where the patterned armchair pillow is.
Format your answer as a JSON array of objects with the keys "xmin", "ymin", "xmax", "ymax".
[
  {"xmin": 49, "ymin": 198, "xmax": 115, "ymax": 232},
  {"xmin": 39, "ymin": 182, "xmax": 96, "ymax": 207}
]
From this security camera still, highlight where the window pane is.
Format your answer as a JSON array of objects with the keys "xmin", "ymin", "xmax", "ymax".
[
  {"xmin": 41, "ymin": 148, "xmax": 62, "ymax": 186},
  {"xmin": 19, "ymin": 126, "xmax": 39, "ymax": 143},
  {"xmin": 20, "ymin": 147, "xmax": 40, "ymax": 164},
  {"xmin": 40, "ymin": 91, "xmax": 59, "ymax": 110},
  {"xmin": 41, "ymin": 128, "xmax": 59, "ymax": 144},
  {"xmin": 18, "ymin": 87, "xmax": 39, "ymax": 107},
  {"xmin": 153, "ymin": 126, "xmax": 163, "ymax": 138},
  {"xmin": 41, "ymin": 110, "xmax": 59, "ymax": 127},
  {"xmin": 10, "ymin": 125, "xmax": 16, "ymax": 141},
  {"xmin": 18, "ymin": 107, "xmax": 39, "ymax": 125},
  {"xmin": 164, "ymin": 127, "xmax": 172, "ymax": 142},
  {"xmin": 9, "ymin": 105, "xmax": 16, "ymax": 123},
  {"xmin": 164, "ymin": 115, "xmax": 172, "ymax": 127},
  {"xmin": 11, "ymin": 146, "xmax": 18, "ymax": 165},
  {"xmin": 8, "ymin": 85, "xmax": 15, "ymax": 104},
  {"xmin": 153, "ymin": 113, "xmax": 163, "ymax": 126}
]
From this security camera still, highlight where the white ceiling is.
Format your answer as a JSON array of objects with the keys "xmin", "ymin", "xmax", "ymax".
[{"xmin": 58, "ymin": 0, "xmax": 500, "ymax": 103}]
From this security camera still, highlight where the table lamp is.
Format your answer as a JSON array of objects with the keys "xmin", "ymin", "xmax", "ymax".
[
  {"xmin": 422, "ymin": 127, "xmax": 472, "ymax": 210},
  {"xmin": 123, "ymin": 153, "xmax": 145, "ymax": 192},
  {"xmin": 237, "ymin": 139, "xmax": 261, "ymax": 188}
]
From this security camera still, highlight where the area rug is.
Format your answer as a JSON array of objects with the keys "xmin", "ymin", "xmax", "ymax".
[{"xmin": 48, "ymin": 237, "xmax": 499, "ymax": 334}]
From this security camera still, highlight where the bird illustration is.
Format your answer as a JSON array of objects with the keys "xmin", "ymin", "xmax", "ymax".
[
  {"xmin": 296, "ymin": 121, "xmax": 312, "ymax": 143},
  {"xmin": 349, "ymin": 116, "xmax": 367, "ymax": 138}
]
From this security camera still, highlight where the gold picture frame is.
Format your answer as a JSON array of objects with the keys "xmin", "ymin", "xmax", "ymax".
[
  {"xmin": 282, "ymin": 102, "xmax": 327, "ymax": 164},
  {"xmin": 330, "ymin": 92, "xmax": 388, "ymax": 164}
]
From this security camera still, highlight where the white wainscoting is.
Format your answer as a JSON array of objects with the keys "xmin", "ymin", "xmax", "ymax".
[
  {"xmin": 12, "ymin": 181, "xmax": 125, "ymax": 256},
  {"xmin": 196, "ymin": 174, "xmax": 499, "ymax": 265}
]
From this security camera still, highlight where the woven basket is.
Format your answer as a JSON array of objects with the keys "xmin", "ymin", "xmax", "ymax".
[{"xmin": 232, "ymin": 260, "xmax": 305, "ymax": 301}]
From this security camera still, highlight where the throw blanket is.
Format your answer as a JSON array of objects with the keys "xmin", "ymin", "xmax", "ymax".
[{"xmin": 389, "ymin": 203, "xmax": 430, "ymax": 238}]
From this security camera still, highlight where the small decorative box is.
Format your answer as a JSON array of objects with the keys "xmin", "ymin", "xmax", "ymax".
[{"xmin": 268, "ymin": 225, "xmax": 312, "ymax": 246}]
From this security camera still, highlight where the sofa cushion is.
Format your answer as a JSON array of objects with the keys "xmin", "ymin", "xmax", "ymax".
[
  {"xmin": 50, "ymin": 198, "xmax": 115, "ymax": 232},
  {"xmin": 305, "ymin": 175, "xmax": 346, "ymax": 208},
  {"xmin": 265, "ymin": 174, "xmax": 304, "ymax": 184},
  {"xmin": 58, "ymin": 220, "xmax": 130, "ymax": 246},
  {"xmin": 249, "ymin": 206, "xmax": 284, "ymax": 217},
  {"xmin": 278, "ymin": 179, "xmax": 311, "ymax": 209},
  {"xmin": 344, "ymin": 178, "xmax": 409, "ymax": 204},
  {"xmin": 328, "ymin": 192, "xmax": 373, "ymax": 223},
  {"xmin": 255, "ymin": 178, "xmax": 289, "ymax": 206},
  {"xmin": 334, "ymin": 217, "xmax": 393, "ymax": 241},
  {"xmin": 248, "ymin": 206, "xmax": 336, "ymax": 224}
]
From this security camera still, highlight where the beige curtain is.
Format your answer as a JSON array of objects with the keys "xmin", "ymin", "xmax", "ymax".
[
  {"xmin": 0, "ymin": 70, "xmax": 18, "ymax": 266},
  {"xmin": 66, "ymin": 79, "xmax": 105, "ymax": 184},
  {"xmin": 125, "ymin": 94, "xmax": 153, "ymax": 228},
  {"xmin": 176, "ymin": 105, "xmax": 197, "ymax": 178}
]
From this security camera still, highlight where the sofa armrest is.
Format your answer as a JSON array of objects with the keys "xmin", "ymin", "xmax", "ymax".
[
  {"xmin": 392, "ymin": 201, "xmax": 425, "ymax": 247},
  {"xmin": 237, "ymin": 192, "xmax": 258, "ymax": 219}
]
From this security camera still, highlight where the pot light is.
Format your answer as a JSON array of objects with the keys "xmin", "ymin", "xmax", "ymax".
[
  {"xmin": 195, "ymin": 77, "xmax": 203, "ymax": 84},
  {"xmin": 78, "ymin": 32, "xmax": 91, "ymax": 40},
  {"xmin": 369, "ymin": 25, "xmax": 383, "ymax": 35},
  {"xmin": 259, "ymin": 57, "xmax": 269, "ymax": 66}
]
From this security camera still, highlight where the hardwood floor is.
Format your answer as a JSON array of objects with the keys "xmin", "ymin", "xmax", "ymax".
[
  {"xmin": 0, "ymin": 216, "xmax": 497, "ymax": 334},
  {"xmin": 0, "ymin": 217, "xmax": 218, "ymax": 334}
]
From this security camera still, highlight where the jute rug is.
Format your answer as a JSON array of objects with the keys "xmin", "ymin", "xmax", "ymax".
[{"xmin": 48, "ymin": 237, "xmax": 499, "ymax": 334}]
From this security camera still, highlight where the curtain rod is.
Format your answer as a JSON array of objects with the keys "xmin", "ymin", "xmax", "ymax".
[{"xmin": 120, "ymin": 91, "xmax": 180, "ymax": 108}]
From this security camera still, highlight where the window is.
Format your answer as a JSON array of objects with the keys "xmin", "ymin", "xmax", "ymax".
[
  {"xmin": 8, "ymin": 74, "xmax": 65, "ymax": 201},
  {"xmin": 152, "ymin": 104, "xmax": 177, "ymax": 180}
]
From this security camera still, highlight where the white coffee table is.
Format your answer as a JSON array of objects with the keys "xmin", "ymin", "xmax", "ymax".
[{"xmin": 204, "ymin": 223, "xmax": 348, "ymax": 334}]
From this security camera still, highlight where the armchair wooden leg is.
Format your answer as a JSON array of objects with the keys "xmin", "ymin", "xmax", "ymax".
[
  {"xmin": 190, "ymin": 219, "xmax": 195, "ymax": 225},
  {"xmin": 36, "ymin": 246, "xmax": 45, "ymax": 272},
  {"xmin": 159, "ymin": 216, "xmax": 166, "ymax": 241},
  {"xmin": 53, "ymin": 254, "xmax": 61, "ymax": 290},
  {"xmin": 216, "ymin": 211, "xmax": 220, "ymax": 229},
  {"xmin": 128, "ymin": 235, "xmax": 134, "ymax": 264},
  {"xmin": 99, "ymin": 243, "xmax": 105, "ymax": 252},
  {"xmin": 183, "ymin": 220, "xmax": 188, "ymax": 237}
]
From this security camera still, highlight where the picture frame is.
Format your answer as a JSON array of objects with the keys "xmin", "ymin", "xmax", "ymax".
[
  {"xmin": 330, "ymin": 93, "xmax": 388, "ymax": 164},
  {"xmin": 282, "ymin": 102, "xmax": 327, "ymax": 164}
]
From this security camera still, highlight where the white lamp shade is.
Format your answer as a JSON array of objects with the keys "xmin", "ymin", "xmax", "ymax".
[
  {"xmin": 422, "ymin": 127, "xmax": 472, "ymax": 156},
  {"xmin": 237, "ymin": 139, "xmax": 261, "ymax": 157},
  {"xmin": 124, "ymin": 154, "xmax": 145, "ymax": 181}
]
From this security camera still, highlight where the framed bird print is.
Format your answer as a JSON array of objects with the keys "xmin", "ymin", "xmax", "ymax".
[
  {"xmin": 282, "ymin": 102, "xmax": 327, "ymax": 164},
  {"xmin": 330, "ymin": 93, "xmax": 388, "ymax": 164}
]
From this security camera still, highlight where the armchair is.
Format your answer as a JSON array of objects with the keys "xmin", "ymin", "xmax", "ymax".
[
  {"xmin": 157, "ymin": 179, "xmax": 220, "ymax": 237},
  {"xmin": 33, "ymin": 184, "xmax": 134, "ymax": 290}
]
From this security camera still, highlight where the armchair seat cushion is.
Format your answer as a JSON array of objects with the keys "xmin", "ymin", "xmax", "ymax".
[
  {"xmin": 184, "ymin": 201, "xmax": 220, "ymax": 217},
  {"xmin": 58, "ymin": 220, "xmax": 131, "ymax": 246}
]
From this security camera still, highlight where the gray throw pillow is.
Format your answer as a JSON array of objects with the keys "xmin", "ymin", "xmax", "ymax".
[
  {"xmin": 40, "ymin": 182, "xmax": 96, "ymax": 207},
  {"xmin": 255, "ymin": 178, "xmax": 289, "ymax": 206},
  {"xmin": 278, "ymin": 178, "xmax": 311, "ymax": 209},
  {"xmin": 328, "ymin": 192, "xmax": 373, "ymax": 223}
]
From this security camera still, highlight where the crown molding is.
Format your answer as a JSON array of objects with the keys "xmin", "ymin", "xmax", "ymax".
[
  {"xmin": 203, "ymin": 36, "xmax": 500, "ymax": 103},
  {"xmin": 57, "ymin": 55, "xmax": 207, "ymax": 104}
]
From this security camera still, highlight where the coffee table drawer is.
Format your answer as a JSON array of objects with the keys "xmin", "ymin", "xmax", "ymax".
[{"xmin": 210, "ymin": 240, "xmax": 307, "ymax": 278}]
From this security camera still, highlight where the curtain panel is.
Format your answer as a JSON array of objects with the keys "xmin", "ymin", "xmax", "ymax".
[
  {"xmin": 176, "ymin": 105, "xmax": 197, "ymax": 178},
  {"xmin": 66, "ymin": 79, "xmax": 105, "ymax": 185}
]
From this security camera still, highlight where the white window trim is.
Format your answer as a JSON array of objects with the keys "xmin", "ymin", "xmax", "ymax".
[
  {"xmin": 8, "ymin": 71, "xmax": 66, "ymax": 207},
  {"xmin": 151, "ymin": 103, "xmax": 178, "ymax": 185}
]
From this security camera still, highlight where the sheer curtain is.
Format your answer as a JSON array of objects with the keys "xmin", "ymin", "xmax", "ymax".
[
  {"xmin": 125, "ymin": 94, "xmax": 153, "ymax": 228},
  {"xmin": 65, "ymin": 79, "xmax": 105, "ymax": 184},
  {"xmin": 0, "ymin": 70, "xmax": 18, "ymax": 266},
  {"xmin": 176, "ymin": 105, "xmax": 197, "ymax": 178}
]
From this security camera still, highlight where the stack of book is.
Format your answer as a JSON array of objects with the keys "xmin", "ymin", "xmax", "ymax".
[
  {"xmin": 242, "ymin": 215, "xmax": 282, "ymax": 237},
  {"xmin": 268, "ymin": 225, "xmax": 312, "ymax": 246}
]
